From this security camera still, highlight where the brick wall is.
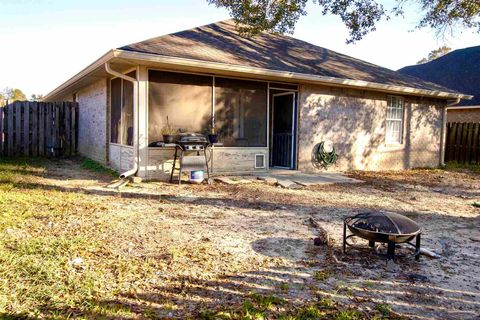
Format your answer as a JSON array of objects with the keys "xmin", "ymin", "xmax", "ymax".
[
  {"xmin": 76, "ymin": 79, "xmax": 108, "ymax": 164},
  {"xmin": 298, "ymin": 84, "xmax": 445, "ymax": 171},
  {"xmin": 447, "ymin": 108, "xmax": 480, "ymax": 123}
]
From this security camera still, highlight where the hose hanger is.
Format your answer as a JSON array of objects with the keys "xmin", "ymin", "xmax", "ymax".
[{"xmin": 315, "ymin": 140, "xmax": 337, "ymax": 168}]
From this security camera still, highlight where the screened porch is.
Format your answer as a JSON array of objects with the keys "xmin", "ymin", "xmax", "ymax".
[{"xmin": 109, "ymin": 68, "xmax": 298, "ymax": 180}]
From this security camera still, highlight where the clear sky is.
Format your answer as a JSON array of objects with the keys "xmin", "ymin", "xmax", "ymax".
[{"xmin": 0, "ymin": 0, "xmax": 478, "ymax": 97}]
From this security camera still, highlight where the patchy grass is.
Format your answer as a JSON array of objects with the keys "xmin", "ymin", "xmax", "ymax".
[
  {"xmin": 278, "ymin": 282, "xmax": 290, "ymax": 293},
  {"xmin": 293, "ymin": 305, "xmax": 326, "ymax": 319},
  {"xmin": 376, "ymin": 303, "xmax": 392, "ymax": 317},
  {"xmin": 318, "ymin": 298, "xmax": 336, "ymax": 309},
  {"xmin": 200, "ymin": 295, "xmax": 378, "ymax": 320},
  {"xmin": 313, "ymin": 269, "xmax": 333, "ymax": 281},
  {"xmin": 0, "ymin": 159, "xmax": 147, "ymax": 318},
  {"xmin": 0, "ymin": 158, "xmax": 476, "ymax": 319},
  {"xmin": 249, "ymin": 292, "xmax": 286, "ymax": 309},
  {"xmin": 443, "ymin": 161, "xmax": 480, "ymax": 174},
  {"xmin": 80, "ymin": 158, "xmax": 117, "ymax": 177},
  {"xmin": 0, "ymin": 157, "xmax": 45, "ymax": 184},
  {"xmin": 333, "ymin": 310, "xmax": 361, "ymax": 320},
  {"xmin": 199, "ymin": 293, "xmax": 283, "ymax": 320}
]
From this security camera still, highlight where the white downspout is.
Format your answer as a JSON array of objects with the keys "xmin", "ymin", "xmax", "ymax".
[
  {"xmin": 105, "ymin": 62, "xmax": 139, "ymax": 179},
  {"xmin": 440, "ymin": 98, "xmax": 461, "ymax": 165}
]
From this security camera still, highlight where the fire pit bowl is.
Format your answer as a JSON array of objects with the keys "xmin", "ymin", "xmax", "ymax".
[{"xmin": 343, "ymin": 212, "xmax": 421, "ymax": 260}]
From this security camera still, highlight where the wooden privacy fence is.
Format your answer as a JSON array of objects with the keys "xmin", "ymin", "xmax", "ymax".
[
  {"xmin": 445, "ymin": 122, "xmax": 480, "ymax": 164},
  {"xmin": 0, "ymin": 101, "xmax": 78, "ymax": 157}
]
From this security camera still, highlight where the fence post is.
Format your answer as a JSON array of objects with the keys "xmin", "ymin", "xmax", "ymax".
[
  {"xmin": 468, "ymin": 123, "xmax": 474, "ymax": 164},
  {"xmin": 0, "ymin": 105, "xmax": 3, "ymax": 156},
  {"xmin": 31, "ymin": 102, "xmax": 38, "ymax": 156},
  {"xmin": 39, "ymin": 103, "xmax": 45, "ymax": 156},
  {"xmin": 7, "ymin": 103, "xmax": 14, "ymax": 156},
  {"xmin": 54, "ymin": 102, "xmax": 59, "ymax": 156},
  {"xmin": 64, "ymin": 102, "xmax": 71, "ymax": 157},
  {"xmin": 445, "ymin": 123, "xmax": 451, "ymax": 162},
  {"xmin": 23, "ymin": 101, "xmax": 30, "ymax": 156},
  {"xmin": 46, "ymin": 102, "xmax": 52, "ymax": 156},
  {"xmin": 449, "ymin": 122, "xmax": 456, "ymax": 162},
  {"xmin": 474, "ymin": 123, "xmax": 480, "ymax": 164},
  {"xmin": 456, "ymin": 123, "xmax": 462, "ymax": 163},
  {"xmin": 71, "ymin": 102, "xmax": 77, "ymax": 154},
  {"xmin": 462, "ymin": 123, "xmax": 468, "ymax": 163},
  {"xmin": 15, "ymin": 101, "xmax": 22, "ymax": 155}
]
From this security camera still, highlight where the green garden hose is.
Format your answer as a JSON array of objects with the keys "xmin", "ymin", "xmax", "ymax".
[{"xmin": 315, "ymin": 141, "xmax": 338, "ymax": 168}]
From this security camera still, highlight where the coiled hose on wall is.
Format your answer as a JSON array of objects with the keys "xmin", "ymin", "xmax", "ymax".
[{"xmin": 315, "ymin": 141, "xmax": 338, "ymax": 168}]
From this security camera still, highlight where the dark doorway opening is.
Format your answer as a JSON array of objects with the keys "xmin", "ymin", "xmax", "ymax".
[{"xmin": 270, "ymin": 92, "xmax": 296, "ymax": 168}]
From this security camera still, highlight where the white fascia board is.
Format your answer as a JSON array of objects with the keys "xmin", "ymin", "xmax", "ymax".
[
  {"xmin": 43, "ymin": 48, "xmax": 474, "ymax": 102},
  {"xmin": 115, "ymin": 49, "xmax": 473, "ymax": 100}
]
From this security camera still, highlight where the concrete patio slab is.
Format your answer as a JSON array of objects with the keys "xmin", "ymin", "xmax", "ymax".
[
  {"xmin": 276, "ymin": 178, "xmax": 301, "ymax": 189},
  {"xmin": 257, "ymin": 171, "xmax": 362, "ymax": 187}
]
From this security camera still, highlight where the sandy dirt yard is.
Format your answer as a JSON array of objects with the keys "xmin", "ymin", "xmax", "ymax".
[{"xmin": 1, "ymin": 158, "xmax": 479, "ymax": 319}]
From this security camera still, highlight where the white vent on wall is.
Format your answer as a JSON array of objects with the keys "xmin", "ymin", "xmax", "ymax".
[{"xmin": 255, "ymin": 154, "xmax": 266, "ymax": 169}]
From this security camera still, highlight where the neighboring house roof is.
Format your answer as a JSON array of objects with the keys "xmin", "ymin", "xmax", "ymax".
[
  {"xmin": 398, "ymin": 45, "xmax": 480, "ymax": 106},
  {"xmin": 44, "ymin": 20, "xmax": 472, "ymax": 101}
]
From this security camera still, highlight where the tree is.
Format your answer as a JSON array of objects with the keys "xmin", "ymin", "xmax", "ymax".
[
  {"xmin": 30, "ymin": 94, "xmax": 44, "ymax": 101},
  {"xmin": 207, "ymin": 0, "xmax": 480, "ymax": 43},
  {"xmin": 1, "ymin": 87, "xmax": 27, "ymax": 102},
  {"xmin": 10, "ymin": 89, "xmax": 26, "ymax": 101},
  {"xmin": 417, "ymin": 46, "xmax": 452, "ymax": 64}
]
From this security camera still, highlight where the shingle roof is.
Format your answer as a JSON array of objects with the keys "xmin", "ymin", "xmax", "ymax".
[
  {"xmin": 119, "ymin": 20, "xmax": 459, "ymax": 95},
  {"xmin": 398, "ymin": 46, "xmax": 480, "ymax": 106}
]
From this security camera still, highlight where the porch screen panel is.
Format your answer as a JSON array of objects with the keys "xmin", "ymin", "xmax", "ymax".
[
  {"xmin": 215, "ymin": 78, "xmax": 267, "ymax": 147},
  {"xmin": 122, "ymin": 71, "xmax": 136, "ymax": 146},
  {"xmin": 110, "ymin": 78, "xmax": 122, "ymax": 144},
  {"xmin": 149, "ymin": 70, "xmax": 212, "ymax": 142}
]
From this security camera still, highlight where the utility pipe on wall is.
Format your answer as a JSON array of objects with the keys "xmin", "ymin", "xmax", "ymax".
[{"xmin": 105, "ymin": 63, "xmax": 139, "ymax": 179}]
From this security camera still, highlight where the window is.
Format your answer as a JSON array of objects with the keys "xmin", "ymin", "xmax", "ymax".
[
  {"xmin": 386, "ymin": 96, "xmax": 404, "ymax": 144},
  {"xmin": 215, "ymin": 77, "xmax": 267, "ymax": 147},
  {"xmin": 110, "ymin": 71, "xmax": 136, "ymax": 146},
  {"xmin": 148, "ymin": 70, "xmax": 212, "ymax": 142}
]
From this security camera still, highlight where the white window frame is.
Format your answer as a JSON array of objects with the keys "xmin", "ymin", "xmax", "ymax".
[{"xmin": 385, "ymin": 96, "xmax": 404, "ymax": 145}]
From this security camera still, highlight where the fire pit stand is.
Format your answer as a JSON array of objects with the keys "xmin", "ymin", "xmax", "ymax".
[{"xmin": 343, "ymin": 212, "xmax": 421, "ymax": 261}]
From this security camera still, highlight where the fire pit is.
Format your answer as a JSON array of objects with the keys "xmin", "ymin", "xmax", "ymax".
[{"xmin": 343, "ymin": 212, "xmax": 421, "ymax": 260}]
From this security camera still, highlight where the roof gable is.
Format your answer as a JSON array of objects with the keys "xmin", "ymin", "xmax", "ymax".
[{"xmin": 119, "ymin": 20, "xmax": 458, "ymax": 94}]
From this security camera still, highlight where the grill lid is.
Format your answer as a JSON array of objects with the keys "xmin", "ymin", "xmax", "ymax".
[
  {"xmin": 177, "ymin": 133, "xmax": 208, "ymax": 144},
  {"xmin": 346, "ymin": 212, "xmax": 420, "ymax": 236}
]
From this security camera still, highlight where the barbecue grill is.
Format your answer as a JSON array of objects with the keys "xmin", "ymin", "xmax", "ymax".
[
  {"xmin": 343, "ymin": 212, "xmax": 421, "ymax": 260},
  {"xmin": 176, "ymin": 133, "xmax": 209, "ymax": 150},
  {"xmin": 150, "ymin": 133, "xmax": 222, "ymax": 185},
  {"xmin": 169, "ymin": 133, "xmax": 214, "ymax": 185}
]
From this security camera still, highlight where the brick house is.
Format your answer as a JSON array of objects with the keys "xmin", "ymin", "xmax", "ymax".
[{"xmin": 44, "ymin": 20, "xmax": 471, "ymax": 180}]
